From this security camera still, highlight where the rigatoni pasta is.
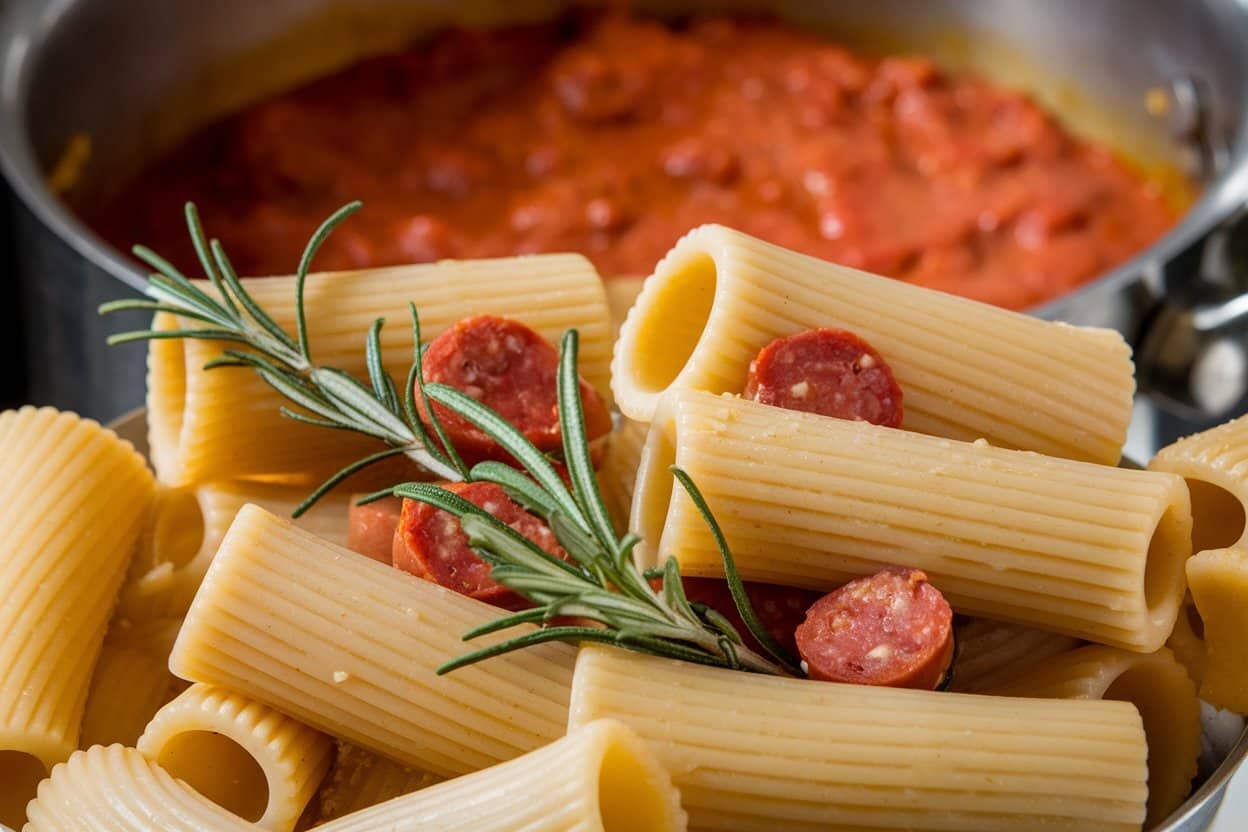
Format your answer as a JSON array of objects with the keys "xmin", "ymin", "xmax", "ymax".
[
  {"xmin": 316, "ymin": 719, "xmax": 687, "ymax": 832},
  {"xmin": 148, "ymin": 255, "xmax": 612, "ymax": 485},
  {"xmin": 169, "ymin": 505, "xmax": 577, "ymax": 778},
  {"xmin": 79, "ymin": 644, "xmax": 183, "ymax": 749},
  {"xmin": 1148, "ymin": 413, "xmax": 1248, "ymax": 552},
  {"xmin": 24, "ymin": 744, "xmax": 257, "ymax": 832},
  {"xmin": 136, "ymin": 684, "xmax": 333, "ymax": 831},
  {"xmin": 117, "ymin": 480, "xmax": 351, "ymax": 622},
  {"xmin": 983, "ymin": 645, "xmax": 1200, "ymax": 824},
  {"xmin": 632, "ymin": 389, "xmax": 1192, "ymax": 651},
  {"xmin": 1185, "ymin": 547, "xmax": 1248, "ymax": 714},
  {"xmin": 0, "ymin": 407, "xmax": 154, "ymax": 828},
  {"xmin": 948, "ymin": 619, "xmax": 1082, "ymax": 694},
  {"xmin": 611, "ymin": 225, "xmax": 1135, "ymax": 464},
  {"xmin": 569, "ymin": 646, "xmax": 1148, "ymax": 831}
]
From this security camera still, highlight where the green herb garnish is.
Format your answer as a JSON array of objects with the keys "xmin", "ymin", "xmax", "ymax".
[{"xmin": 102, "ymin": 202, "xmax": 799, "ymax": 677}]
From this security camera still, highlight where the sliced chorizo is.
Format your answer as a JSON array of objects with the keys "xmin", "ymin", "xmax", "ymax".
[
  {"xmin": 681, "ymin": 577, "xmax": 822, "ymax": 657},
  {"xmin": 345, "ymin": 494, "xmax": 404, "ymax": 564},
  {"xmin": 392, "ymin": 481, "xmax": 568, "ymax": 610},
  {"xmin": 795, "ymin": 567, "xmax": 954, "ymax": 689},
  {"xmin": 744, "ymin": 328, "xmax": 903, "ymax": 427},
  {"xmin": 417, "ymin": 315, "xmax": 614, "ymax": 465}
]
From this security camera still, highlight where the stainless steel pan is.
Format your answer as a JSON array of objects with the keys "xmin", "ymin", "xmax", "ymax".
[{"xmin": 2, "ymin": 3, "xmax": 1248, "ymax": 825}]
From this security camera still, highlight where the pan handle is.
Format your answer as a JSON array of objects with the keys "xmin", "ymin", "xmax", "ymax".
[{"xmin": 1135, "ymin": 206, "xmax": 1248, "ymax": 420}]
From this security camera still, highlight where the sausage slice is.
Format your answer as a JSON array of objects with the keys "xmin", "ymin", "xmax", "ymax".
[
  {"xmin": 744, "ymin": 328, "xmax": 903, "ymax": 427},
  {"xmin": 795, "ymin": 567, "xmax": 954, "ymax": 689},
  {"xmin": 392, "ymin": 481, "xmax": 568, "ymax": 610},
  {"xmin": 417, "ymin": 315, "xmax": 613, "ymax": 464}
]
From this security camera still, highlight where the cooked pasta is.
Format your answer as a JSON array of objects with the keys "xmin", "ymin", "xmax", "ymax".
[
  {"xmin": 136, "ymin": 684, "xmax": 332, "ymax": 831},
  {"xmin": 314, "ymin": 719, "xmax": 687, "ymax": 832},
  {"xmin": 147, "ymin": 255, "xmax": 612, "ymax": 485},
  {"xmin": 306, "ymin": 742, "xmax": 441, "ymax": 825},
  {"xmin": 1148, "ymin": 413, "xmax": 1248, "ymax": 552},
  {"xmin": 598, "ymin": 417, "xmax": 650, "ymax": 531},
  {"xmin": 116, "ymin": 481, "xmax": 350, "ymax": 622},
  {"xmin": 983, "ymin": 645, "xmax": 1200, "ymax": 825},
  {"xmin": 24, "ymin": 744, "xmax": 257, "ymax": 832},
  {"xmin": 1167, "ymin": 594, "xmax": 1207, "ymax": 686},
  {"xmin": 169, "ymin": 505, "xmax": 577, "ymax": 778},
  {"xmin": 1185, "ymin": 547, "xmax": 1248, "ymax": 714},
  {"xmin": 79, "ymin": 644, "xmax": 183, "ymax": 750},
  {"xmin": 568, "ymin": 646, "xmax": 1148, "ymax": 831},
  {"xmin": 948, "ymin": 619, "xmax": 1082, "ymax": 693},
  {"xmin": 611, "ymin": 225, "xmax": 1134, "ymax": 464},
  {"xmin": 632, "ymin": 389, "xmax": 1192, "ymax": 651},
  {"xmin": 0, "ymin": 407, "xmax": 154, "ymax": 828}
]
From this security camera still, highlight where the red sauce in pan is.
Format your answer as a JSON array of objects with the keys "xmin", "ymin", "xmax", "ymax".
[{"xmin": 86, "ymin": 14, "xmax": 1177, "ymax": 310}]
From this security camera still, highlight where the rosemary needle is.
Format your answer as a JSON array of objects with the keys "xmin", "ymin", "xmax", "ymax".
[{"xmin": 101, "ymin": 201, "xmax": 801, "ymax": 677}]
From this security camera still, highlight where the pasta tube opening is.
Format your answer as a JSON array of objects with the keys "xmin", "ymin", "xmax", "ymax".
[
  {"xmin": 1186, "ymin": 478, "xmax": 1246, "ymax": 552},
  {"xmin": 150, "ymin": 730, "xmax": 269, "ymax": 822},
  {"xmin": 596, "ymin": 735, "xmax": 681, "ymax": 832},
  {"xmin": 1144, "ymin": 498, "xmax": 1194, "ymax": 626},
  {"xmin": 612, "ymin": 246, "xmax": 718, "ymax": 416},
  {"xmin": 0, "ymin": 750, "xmax": 47, "ymax": 828}
]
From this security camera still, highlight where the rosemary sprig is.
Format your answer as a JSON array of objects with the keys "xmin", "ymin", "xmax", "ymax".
[
  {"xmin": 101, "ymin": 202, "xmax": 801, "ymax": 678},
  {"xmin": 100, "ymin": 202, "xmax": 469, "ymax": 511}
]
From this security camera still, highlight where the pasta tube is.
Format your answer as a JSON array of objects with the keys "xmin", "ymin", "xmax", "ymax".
[
  {"xmin": 569, "ymin": 646, "xmax": 1147, "ymax": 832},
  {"xmin": 148, "ymin": 255, "xmax": 612, "ymax": 485},
  {"xmin": 316, "ymin": 719, "xmax": 687, "ymax": 832},
  {"xmin": 1167, "ymin": 594, "xmax": 1206, "ymax": 686},
  {"xmin": 984, "ymin": 645, "xmax": 1200, "ymax": 825},
  {"xmin": 24, "ymin": 744, "xmax": 256, "ymax": 832},
  {"xmin": 611, "ymin": 225, "xmax": 1134, "ymax": 464},
  {"xmin": 632, "ymin": 389, "xmax": 1192, "ymax": 651},
  {"xmin": 1148, "ymin": 413, "xmax": 1248, "ymax": 552},
  {"xmin": 117, "ymin": 481, "xmax": 350, "ymax": 622},
  {"xmin": 137, "ymin": 684, "xmax": 332, "ymax": 831},
  {"xmin": 169, "ymin": 505, "xmax": 576, "ymax": 777},
  {"xmin": 1185, "ymin": 547, "xmax": 1248, "ymax": 713},
  {"xmin": 79, "ymin": 645, "xmax": 183, "ymax": 749},
  {"xmin": 306, "ymin": 742, "xmax": 440, "ymax": 825},
  {"xmin": 948, "ymin": 619, "xmax": 1081, "ymax": 693},
  {"xmin": 0, "ymin": 407, "xmax": 154, "ymax": 828},
  {"xmin": 599, "ymin": 417, "xmax": 650, "ymax": 532}
]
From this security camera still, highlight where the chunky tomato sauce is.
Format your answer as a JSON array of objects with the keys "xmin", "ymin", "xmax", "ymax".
[{"xmin": 88, "ymin": 14, "xmax": 1177, "ymax": 309}]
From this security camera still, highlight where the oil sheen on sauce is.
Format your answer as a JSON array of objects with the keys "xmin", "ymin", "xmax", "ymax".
[{"xmin": 87, "ymin": 14, "xmax": 1178, "ymax": 310}]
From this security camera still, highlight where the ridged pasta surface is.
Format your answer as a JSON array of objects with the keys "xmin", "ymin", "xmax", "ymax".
[
  {"xmin": 148, "ymin": 255, "xmax": 611, "ymax": 484},
  {"xmin": 169, "ymin": 505, "xmax": 576, "ymax": 777},
  {"xmin": 633, "ymin": 390, "xmax": 1190, "ymax": 651},
  {"xmin": 612, "ymin": 225, "xmax": 1134, "ymax": 463},
  {"xmin": 569, "ymin": 646, "xmax": 1147, "ymax": 832}
]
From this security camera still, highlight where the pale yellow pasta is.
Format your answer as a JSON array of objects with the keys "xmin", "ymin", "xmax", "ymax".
[
  {"xmin": 1148, "ymin": 413, "xmax": 1248, "ymax": 552},
  {"xmin": 24, "ymin": 744, "xmax": 257, "ymax": 832},
  {"xmin": 606, "ymin": 275, "xmax": 646, "ymax": 335},
  {"xmin": 148, "ymin": 255, "xmax": 612, "ymax": 485},
  {"xmin": 598, "ymin": 417, "xmax": 650, "ymax": 532},
  {"xmin": 1185, "ymin": 547, "xmax": 1248, "ymax": 714},
  {"xmin": 569, "ymin": 646, "xmax": 1147, "ymax": 832},
  {"xmin": 611, "ymin": 225, "xmax": 1134, "ymax": 463},
  {"xmin": 984, "ymin": 645, "xmax": 1200, "ymax": 825},
  {"xmin": 306, "ymin": 742, "xmax": 441, "ymax": 825},
  {"xmin": 117, "ymin": 481, "xmax": 350, "ymax": 622},
  {"xmin": 169, "ymin": 505, "xmax": 576, "ymax": 778},
  {"xmin": 1167, "ymin": 593, "xmax": 1206, "ymax": 686},
  {"xmin": 0, "ymin": 407, "xmax": 154, "ymax": 828},
  {"xmin": 633, "ymin": 389, "xmax": 1192, "ymax": 652},
  {"xmin": 137, "ymin": 684, "xmax": 332, "ymax": 831},
  {"xmin": 316, "ymin": 719, "xmax": 686, "ymax": 832},
  {"xmin": 948, "ymin": 619, "xmax": 1082, "ymax": 693},
  {"xmin": 79, "ymin": 645, "xmax": 183, "ymax": 750}
]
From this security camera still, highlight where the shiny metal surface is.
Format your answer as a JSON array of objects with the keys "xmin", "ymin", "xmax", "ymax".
[{"xmin": 2, "ymin": 4, "xmax": 1248, "ymax": 823}]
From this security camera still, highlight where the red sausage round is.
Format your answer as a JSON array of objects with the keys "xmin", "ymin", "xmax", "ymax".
[
  {"xmin": 346, "ymin": 494, "xmax": 404, "ymax": 564},
  {"xmin": 392, "ymin": 481, "xmax": 568, "ymax": 610},
  {"xmin": 417, "ymin": 315, "xmax": 614, "ymax": 464},
  {"xmin": 795, "ymin": 567, "xmax": 953, "ymax": 689},
  {"xmin": 744, "ymin": 328, "xmax": 903, "ymax": 427},
  {"xmin": 681, "ymin": 578, "xmax": 822, "ymax": 657}
]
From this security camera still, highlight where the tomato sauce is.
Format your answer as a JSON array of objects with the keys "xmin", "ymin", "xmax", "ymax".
[{"xmin": 86, "ymin": 14, "xmax": 1178, "ymax": 310}]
